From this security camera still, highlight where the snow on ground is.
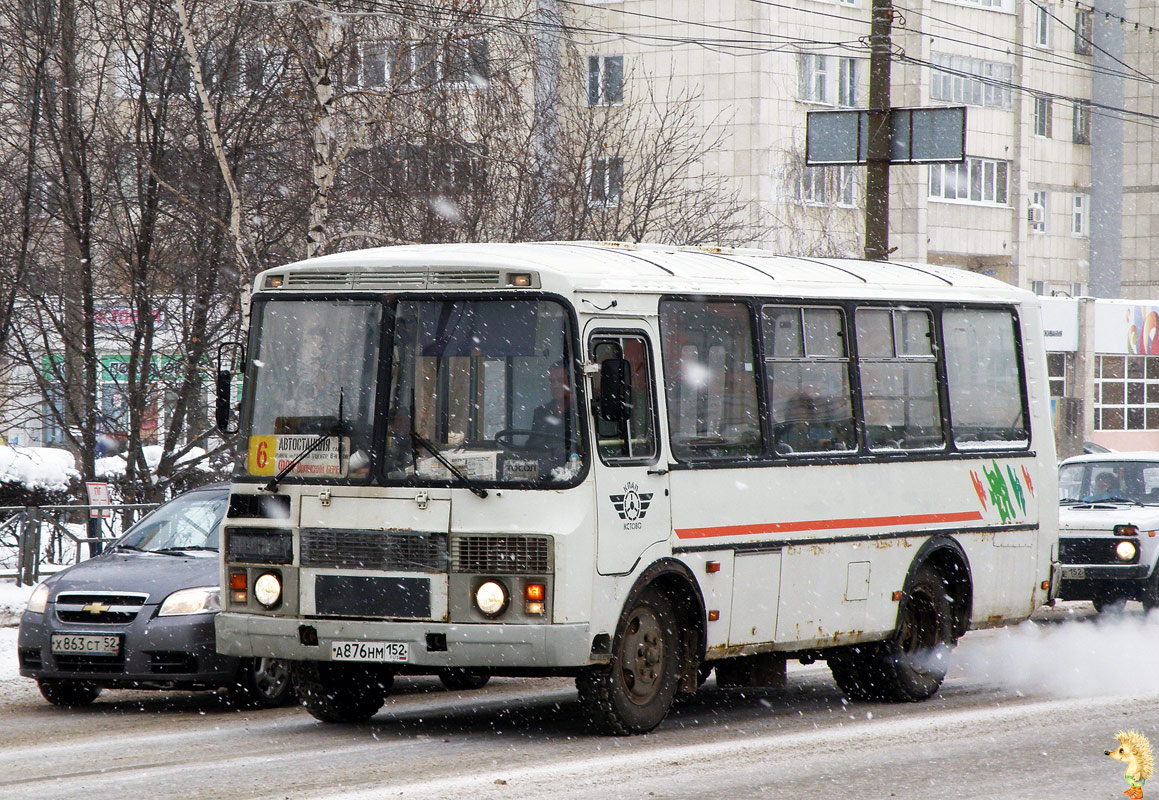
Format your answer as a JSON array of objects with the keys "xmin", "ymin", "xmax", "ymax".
[
  {"xmin": 0, "ymin": 581, "xmax": 33, "ymax": 682},
  {"xmin": 0, "ymin": 445, "xmax": 77, "ymax": 490}
]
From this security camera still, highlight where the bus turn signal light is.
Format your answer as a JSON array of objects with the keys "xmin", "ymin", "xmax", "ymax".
[
  {"xmin": 229, "ymin": 571, "xmax": 247, "ymax": 603},
  {"xmin": 525, "ymin": 583, "xmax": 546, "ymax": 614}
]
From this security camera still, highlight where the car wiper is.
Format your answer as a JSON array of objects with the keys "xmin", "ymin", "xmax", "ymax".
[
  {"xmin": 112, "ymin": 543, "xmax": 145, "ymax": 552},
  {"xmin": 1081, "ymin": 495, "xmax": 1142, "ymax": 505},
  {"xmin": 155, "ymin": 545, "xmax": 219, "ymax": 554},
  {"xmin": 410, "ymin": 430, "xmax": 488, "ymax": 499},
  {"xmin": 264, "ymin": 390, "xmax": 345, "ymax": 493}
]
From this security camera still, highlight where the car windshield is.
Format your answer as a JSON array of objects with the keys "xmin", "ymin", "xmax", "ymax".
[
  {"xmin": 1059, "ymin": 460, "xmax": 1159, "ymax": 504},
  {"xmin": 117, "ymin": 490, "xmax": 227, "ymax": 552}
]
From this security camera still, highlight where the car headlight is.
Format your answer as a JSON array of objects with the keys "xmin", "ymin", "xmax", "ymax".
[
  {"xmin": 474, "ymin": 580, "xmax": 509, "ymax": 618},
  {"xmin": 1116, "ymin": 540, "xmax": 1138, "ymax": 561},
  {"xmin": 253, "ymin": 572, "xmax": 282, "ymax": 608},
  {"xmin": 158, "ymin": 586, "xmax": 222, "ymax": 616},
  {"xmin": 25, "ymin": 583, "xmax": 50, "ymax": 614}
]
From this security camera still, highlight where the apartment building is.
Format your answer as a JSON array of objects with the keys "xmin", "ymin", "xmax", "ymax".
[{"xmin": 574, "ymin": 0, "xmax": 1118, "ymax": 296}]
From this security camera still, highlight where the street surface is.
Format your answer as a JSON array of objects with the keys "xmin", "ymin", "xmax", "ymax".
[{"xmin": 1, "ymin": 603, "xmax": 1156, "ymax": 800}]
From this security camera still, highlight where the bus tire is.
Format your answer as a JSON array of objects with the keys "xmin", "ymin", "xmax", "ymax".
[
  {"xmin": 438, "ymin": 668, "xmax": 491, "ymax": 691},
  {"xmin": 576, "ymin": 588, "xmax": 682, "ymax": 735},
  {"xmin": 829, "ymin": 563, "xmax": 954, "ymax": 703},
  {"xmin": 293, "ymin": 662, "xmax": 392, "ymax": 723}
]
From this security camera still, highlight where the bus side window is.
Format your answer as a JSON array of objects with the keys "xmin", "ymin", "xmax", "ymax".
[
  {"xmin": 762, "ymin": 305, "xmax": 856, "ymax": 456},
  {"xmin": 590, "ymin": 335, "xmax": 657, "ymax": 463},
  {"xmin": 659, "ymin": 300, "xmax": 762, "ymax": 461},
  {"xmin": 942, "ymin": 308, "xmax": 1029, "ymax": 449},
  {"xmin": 856, "ymin": 307, "xmax": 944, "ymax": 452}
]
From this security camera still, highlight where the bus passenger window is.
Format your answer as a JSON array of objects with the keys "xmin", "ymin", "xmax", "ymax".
[
  {"xmin": 761, "ymin": 305, "xmax": 855, "ymax": 455},
  {"xmin": 590, "ymin": 335, "xmax": 657, "ymax": 463},
  {"xmin": 943, "ymin": 308, "xmax": 1028, "ymax": 449},
  {"xmin": 659, "ymin": 301, "xmax": 762, "ymax": 461},
  {"xmin": 855, "ymin": 307, "xmax": 944, "ymax": 451}
]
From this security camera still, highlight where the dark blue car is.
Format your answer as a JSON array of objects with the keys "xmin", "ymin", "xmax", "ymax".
[{"xmin": 17, "ymin": 484, "xmax": 292, "ymax": 708}]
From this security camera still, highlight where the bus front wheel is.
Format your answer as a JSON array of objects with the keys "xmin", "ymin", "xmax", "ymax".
[
  {"xmin": 829, "ymin": 564, "xmax": 954, "ymax": 703},
  {"xmin": 293, "ymin": 662, "xmax": 392, "ymax": 723},
  {"xmin": 576, "ymin": 588, "xmax": 682, "ymax": 735}
]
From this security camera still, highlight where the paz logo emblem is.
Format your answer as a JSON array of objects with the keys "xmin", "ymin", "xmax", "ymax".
[{"xmin": 611, "ymin": 482, "xmax": 653, "ymax": 521}]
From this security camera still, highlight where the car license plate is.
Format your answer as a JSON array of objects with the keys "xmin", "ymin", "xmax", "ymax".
[
  {"xmin": 330, "ymin": 640, "xmax": 409, "ymax": 663},
  {"xmin": 50, "ymin": 634, "xmax": 121, "ymax": 655},
  {"xmin": 1061, "ymin": 567, "xmax": 1086, "ymax": 580}
]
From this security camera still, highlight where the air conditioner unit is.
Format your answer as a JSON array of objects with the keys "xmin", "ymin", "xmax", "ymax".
[{"xmin": 1027, "ymin": 203, "xmax": 1046, "ymax": 225}]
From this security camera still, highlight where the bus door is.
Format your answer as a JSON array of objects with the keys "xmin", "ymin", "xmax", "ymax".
[{"xmin": 587, "ymin": 328, "xmax": 670, "ymax": 575}]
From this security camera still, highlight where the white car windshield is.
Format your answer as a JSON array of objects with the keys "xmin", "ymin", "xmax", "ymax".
[{"xmin": 1059, "ymin": 461, "xmax": 1159, "ymax": 505}]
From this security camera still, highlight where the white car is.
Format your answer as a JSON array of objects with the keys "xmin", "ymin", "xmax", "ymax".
[{"xmin": 1058, "ymin": 453, "xmax": 1159, "ymax": 613}]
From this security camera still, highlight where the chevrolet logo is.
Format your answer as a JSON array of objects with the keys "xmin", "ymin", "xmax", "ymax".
[{"xmin": 82, "ymin": 602, "xmax": 110, "ymax": 614}]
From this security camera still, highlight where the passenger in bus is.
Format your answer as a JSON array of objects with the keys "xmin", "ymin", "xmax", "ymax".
[{"xmin": 775, "ymin": 391, "xmax": 848, "ymax": 453}]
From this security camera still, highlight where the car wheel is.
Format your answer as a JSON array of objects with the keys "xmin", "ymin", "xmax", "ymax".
[
  {"xmin": 576, "ymin": 588, "xmax": 683, "ymax": 735},
  {"xmin": 37, "ymin": 678, "xmax": 101, "ymax": 707},
  {"xmin": 227, "ymin": 658, "xmax": 295, "ymax": 708},
  {"xmin": 293, "ymin": 661, "xmax": 392, "ymax": 723},
  {"xmin": 1093, "ymin": 594, "xmax": 1129, "ymax": 615},
  {"xmin": 1141, "ymin": 570, "xmax": 1159, "ymax": 613},
  {"xmin": 438, "ymin": 668, "xmax": 491, "ymax": 691}
]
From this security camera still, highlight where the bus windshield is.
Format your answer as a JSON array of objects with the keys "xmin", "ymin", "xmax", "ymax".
[
  {"xmin": 240, "ymin": 295, "xmax": 583, "ymax": 487},
  {"xmin": 384, "ymin": 297, "xmax": 583, "ymax": 486}
]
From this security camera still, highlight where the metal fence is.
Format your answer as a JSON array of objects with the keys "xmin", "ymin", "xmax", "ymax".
[{"xmin": 0, "ymin": 503, "xmax": 159, "ymax": 586}]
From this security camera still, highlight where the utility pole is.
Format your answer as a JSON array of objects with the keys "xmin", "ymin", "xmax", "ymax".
[
  {"xmin": 532, "ymin": 0, "xmax": 561, "ymax": 240},
  {"xmin": 864, "ymin": 0, "xmax": 893, "ymax": 261}
]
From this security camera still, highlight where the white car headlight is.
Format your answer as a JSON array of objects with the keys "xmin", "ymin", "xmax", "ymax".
[
  {"xmin": 25, "ymin": 583, "xmax": 50, "ymax": 614},
  {"xmin": 253, "ymin": 572, "xmax": 283, "ymax": 608},
  {"xmin": 158, "ymin": 586, "xmax": 222, "ymax": 616},
  {"xmin": 1116, "ymin": 540, "xmax": 1138, "ymax": 561}
]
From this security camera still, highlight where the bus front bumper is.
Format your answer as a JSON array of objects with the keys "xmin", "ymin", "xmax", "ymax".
[{"xmin": 215, "ymin": 612, "xmax": 595, "ymax": 670}]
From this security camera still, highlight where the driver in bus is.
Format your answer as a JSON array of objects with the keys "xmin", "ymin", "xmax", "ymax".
[{"xmin": 530, "ymin": 362, "xmax": 572, "ymax": 456}]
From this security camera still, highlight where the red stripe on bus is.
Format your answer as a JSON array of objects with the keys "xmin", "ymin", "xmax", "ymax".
[{"xmin": 674, "ymin": 510, "xmax": 986, "ymax": 539}]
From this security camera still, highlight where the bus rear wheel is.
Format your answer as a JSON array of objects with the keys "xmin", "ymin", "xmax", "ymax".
[
  {"xmin": 293, "ymin": 662, "xmax": 392, "ymax": 723},
  {"xmin": 829, "ymin": 564, "xmax": 954, "ymax": 703},
  {"xmin": 576, "ymin": 588, "xmax": 682, "ymax": 735}
]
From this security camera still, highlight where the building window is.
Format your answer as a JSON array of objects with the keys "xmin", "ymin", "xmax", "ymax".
[
  {"xmin": 1073, "ymin": 100, "xmax": 1091, "ymax": 144},
  {"xmin": 1072, "ymin": 194, "xmax": 1089, "ymax": 237},
  {"xmin": 1095, "ymin": 356, "xmax": 1159, "ymax": 431},
  {"xmin": 799, "ymin": 164, "xmax": 856, "ymax": 207},
  {"xmin": 442, "ymin": 36, "xmax": 490, "ymax": 88},
  {"xmin": 928, "ymin": 157, "xmax": 1009, "ymax": 205},
  {"xmin": 930, "ymin": 53, "xmax": 1013, "ymax": 109},
  {"xmin": 936, "ymin": 0, "xmax": 1013, "ymax": 11},
  {"xmin": 1048, "ymin": 352, "xmax": 1071, "ymax": 398},
  {"xmin": 358, "ymin": 41, "xmax": 391, "ymax": 89},
  {"xmin": 1029, "ymin": 189, "xmax": 1048, "ymax": 233},
  {"xmin": 798, "ymin": 53, "xmax": 829, "ymax": 103},
  {"xmin": 587, "ymin": 55, "xmax": 623, "ymax": 106},
  {"xmin": 589, "ymin": 156, "xmax": 623, "ymax": 206},
  {"xmin": 1033, "ymin": 96, "xmax": 1052, "ymax": 137},
  {"xmin": 838, "ymin": 57, "xmax": 858, "ymax": 107},
  {"xmin": 1035, "ymin": 4, "xmax": 1052, "ymax": 47},
  {"xmin": 1075, "ymin": 10, "xmax": 1094, "ymax": 54}
]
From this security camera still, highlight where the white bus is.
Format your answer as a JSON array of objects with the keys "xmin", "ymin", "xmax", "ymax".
[{"xmin": 215, "ymin": 242, "xmax": 1059, "ymax": 734}]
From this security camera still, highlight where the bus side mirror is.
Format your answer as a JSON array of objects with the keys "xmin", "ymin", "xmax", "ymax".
[
  {"xmin": 598, "ymin": 358, "xmax": 633, "ymax": 422},
  {"xmin": 215, "ymin": 370, "xmax": 235, "ymax": 433}
]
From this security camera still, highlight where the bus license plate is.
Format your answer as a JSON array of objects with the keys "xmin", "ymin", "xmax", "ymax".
[
  {"xmin": 330, "ymin": 640, "xmax": 409, "ymax": 663},
  {"xmin": 1061, "ymin": 567, "xmax": 1086, "ymax": 580},
  {"xmin": 51, "ymin": 634, "xmax": 121, "ymax": 655}
]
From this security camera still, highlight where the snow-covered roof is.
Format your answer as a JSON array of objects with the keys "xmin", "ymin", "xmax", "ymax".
[{"xmin": 262, "ymin": 241, "xmax": 1030, "ymax": 302}]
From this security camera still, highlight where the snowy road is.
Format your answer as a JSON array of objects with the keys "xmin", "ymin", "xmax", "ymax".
[{"xmin": 1, "ymin": 605, "xmax": 1157, "ymax": 799}]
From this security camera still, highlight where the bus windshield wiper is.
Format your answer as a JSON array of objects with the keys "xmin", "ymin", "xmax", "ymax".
[
  {"xmin": 265, "ymin": 389, "xmax": 345, "ymax": 493},
  {"xmin": 410, "ymin": 430, "xmax": 488, "ymax": 499}
]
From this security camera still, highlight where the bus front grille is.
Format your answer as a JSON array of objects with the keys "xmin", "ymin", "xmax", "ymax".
[
  {"xmin": 451, "ymin": 535, "xmax": 552, "ymax": 574},
  {"xmin": 300, "ymin": 529, "xmax": 447, "ymax": 571}
]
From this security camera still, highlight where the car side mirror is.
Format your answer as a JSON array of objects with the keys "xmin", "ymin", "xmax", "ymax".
[{"xmin": 598, "ymin": 358, "xmax": 633, "ymax": 422}]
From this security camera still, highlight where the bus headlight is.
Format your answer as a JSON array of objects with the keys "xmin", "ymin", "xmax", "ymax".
[
  {"xmin": 254, "ymin": 572, "xmax": 283, "ymax": 608},
  {"xmin": 1116, "ymin": 540, "xmax": 1138, "ymax": 561},
  {"xmin": 474, "ymin": 580, "xmax": 508, "ymax": 618}
]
